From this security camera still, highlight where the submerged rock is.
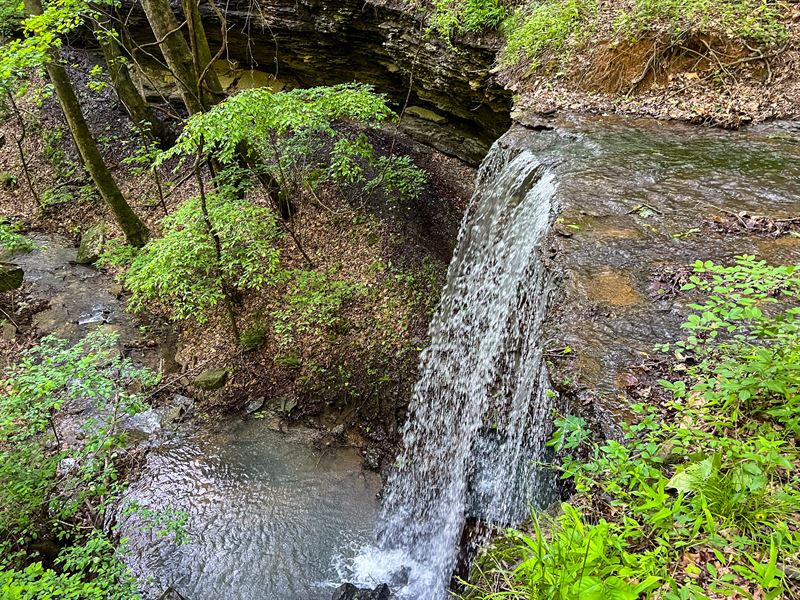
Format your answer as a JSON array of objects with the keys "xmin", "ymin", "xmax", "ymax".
[
  {"xmin": 120, "ymin": 408, "xmax": 162, "ymax": 442},
  {"xmin": 159, "ymin": 394, "xmax": 195, "ymax": 425},
  {"xmin": 332, "ymin": 583, "xmax": 391, "ymax": 600},
  {"xmin": 0, "ymin": 262, "xmax": 23, "ymax": 291},
  {"xmin": 193, "ymin": 368, "xmax": 228, "ymax": 390},
  {"xmin": 157, "ymin": 588, "xmax": 187, "ymax": 600}
]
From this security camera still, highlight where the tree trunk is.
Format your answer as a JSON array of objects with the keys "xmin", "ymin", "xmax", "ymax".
[
  {"xmin": 181, "ymin": 0, "xmax": 225, "ymax": 108},
  {"xmin": 93, "ymin": 16, "xmax": 175, "ymax": 149},
  {"xmin": 139, "ymin": 0, "xmax": 205, "ymax": 114},
  {"xmin": 24, "ymin": 0, "xmax": 149, "ymax": 247}
]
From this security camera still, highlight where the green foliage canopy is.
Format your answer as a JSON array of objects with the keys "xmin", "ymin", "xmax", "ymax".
[
  {"xmin": 158, "ymin": 84, "xmax": 426, "ymax": 202},
  {"xmin": 119, "ymin": 191, "xmax": 283, "ymax": 322}
]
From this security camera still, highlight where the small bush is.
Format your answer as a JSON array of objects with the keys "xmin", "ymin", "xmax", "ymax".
[
  {"xmin": 239, "ymin": 320, "xmax": 268, "ymax": 351},
  {"xmin": 40, "ymin": 186, "xmax": 75, "ymax": 207},
  {"xmin": 0, "ymin": 171, "xmax": 17, "ymax": 189},
  {"xmin": 122, "ymin": 190, "xmax": 283, "ymax": 323},
  {"xmin": 0, "ymin": 331, "xmax": 160, "ymax": 598},
  {"xmin": 0, "ymin": 0, "xmax": 24, "ymax": 36},
  {"xmin": 0, "ymin": 221, "xmax": 34, "ymax": 252}
]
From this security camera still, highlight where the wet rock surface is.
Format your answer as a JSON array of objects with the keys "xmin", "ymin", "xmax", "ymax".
[
  {"xmin": 75, "ymin": 222, "xmax": 107, "ymax": 265},
  {"xmin": 192, "ymin": 367, "xmax": 228, "ymax": 390},
  {"xmin": 11, "ymin": 233, "xmax": 144, "ymax": 344},
  {"xmin": 333, "ymin": 582, "xmax": 392, "ymax": 600}
]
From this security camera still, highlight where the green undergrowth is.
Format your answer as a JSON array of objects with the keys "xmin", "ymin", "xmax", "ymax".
[
  {"xmin": 615, "ymin": 0, "xmax": 788, "ymax": 46},
  {"xmin": 0, "ymin": 331, "xmax": 169, "ymax": 598},
  {"xmin": 0, "ymin": 220, "xmax": 34, "ymax": 253},
  {"xmin": 430, "ymin": 0, "xmax": 508, "ymax": 37},
  {"xmin": 463, "ymin": 256, "xmax": 800, "ymax": 599},
  {"xmin": 428, "ymin": 0, "xmax": 788, "ymax": 69},
  {"xmin": 501, "ymin": 0, "xmax": 595, "ymax": 68}
]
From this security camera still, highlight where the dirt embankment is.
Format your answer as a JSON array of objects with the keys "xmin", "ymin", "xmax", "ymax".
[{"xmin": 499, "ymin": 2, "xmax": 800, "ymax": 128}]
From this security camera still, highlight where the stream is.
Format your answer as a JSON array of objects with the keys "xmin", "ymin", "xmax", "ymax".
[{"xmin": 117, "ymin": 420, "xmax": 381, "ymax": 600}]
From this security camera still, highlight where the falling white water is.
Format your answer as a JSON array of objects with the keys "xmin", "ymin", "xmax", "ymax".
[{"xmin": 345, "ymin": 141, "xmax": 559, "ymax": 599}]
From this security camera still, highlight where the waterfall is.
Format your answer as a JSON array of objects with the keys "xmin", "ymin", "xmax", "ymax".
[{"xmin": 348, "ymin": 140, "xmax": 559, "ymax": 599}]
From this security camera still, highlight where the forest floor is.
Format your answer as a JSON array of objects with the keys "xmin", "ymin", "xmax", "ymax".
[{"xmin": 0, "ymin": 50, "xmax": 475, "ymax": 465}]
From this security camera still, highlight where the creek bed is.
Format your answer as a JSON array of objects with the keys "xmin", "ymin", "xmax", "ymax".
[{"xmin": 118, "ymin": 419, "xmax": 381, "ymax": 600}]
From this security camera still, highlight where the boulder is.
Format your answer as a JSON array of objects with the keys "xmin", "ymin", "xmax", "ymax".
[
  {"xmin": 159, "ymin": 394, "xmax": 195, "ymax": 425},
  {"xmin": 193, "ymin": 368, "xmax": 228, "ymax": 390},
  {"xmin": 332, "ymin": 583, "xmax": 391, "ymax": 600},
  {"xmin": 157, "ymin": 588, "xmax": 187, "ymax": 600},
  {"xmin": 404, "ymin": 105, "xmax": 447, "ymax": 124},
  {"xmin": 0, "ymin": 262, "xmax": 23, "ymax": 292},
  {"xmin": 244, "ymin": 396, "xmax": 265, "ymax": 415},
  {"xmin": 120, "ymin": 408, "xmax": 162, "ymax": 442},
  {"xmin": 1, "ymin": 319, "xmax": 16, "ymax": 341},
  {"xmin": 76, "ymin": 223, "xmax": 107, "ymax": 265}
]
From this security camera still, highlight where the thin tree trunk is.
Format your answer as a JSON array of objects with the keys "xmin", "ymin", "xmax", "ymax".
[
  {"xmin": 93, "ymin": 16, "xmax": 175, "ymax": 149},
  {"xmin": 23, "ymin": 0, "xmax": 149, "ymax": 247},
  {"xmin": 139, "ymin": 0, "xmax": 205, "ymax": 114},
  {"xmin": 6, "ymin": 92, "xmax": 39, "ymax": 206},
  {"xmin": 196, "ymin": 159, "xmax": 239, "ymax": 340},
  {"xmin": 181, "ymin": 0, "xmax": 225, "ymax": 108}
]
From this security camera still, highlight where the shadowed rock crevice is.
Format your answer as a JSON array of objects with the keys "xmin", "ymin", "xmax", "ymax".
[{"xmin": 121, "ymin": 0, "xmax": 512, "ymax": 164}]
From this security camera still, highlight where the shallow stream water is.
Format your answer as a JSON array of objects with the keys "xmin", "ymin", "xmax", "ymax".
[{"xmin": 118, "ymin": 421, "xmax": 381, "ymax": 600}]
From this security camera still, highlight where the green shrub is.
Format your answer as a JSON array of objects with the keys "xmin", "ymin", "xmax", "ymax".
[
  {"xmin": 500, "ymin": 0, "xmax": 596, "ymax": 67},
  {"xmin": 40, "ymin": 186, "xmax": 75, "ymax": 207},
  {"xmin": 431, "ymin": 0, "xmax": 508, "ymax": 37},
  {"xmin": 465, "ymin": 503, "xmax": 662, "ymax": 599},
  {"xmin": 239, "ymin": 320, "xmax": 268, "ymax": 351},
  {"xmin": 0, "ymin": 220, "xmax": 34, "ymax": 252},
  {"xmin": 0, "ymin": 331, "xmax": 159, "ymax": 597},
  {"xmin": 0, "ymin": 532, "xmax": 139, "ymax": 599},
  {"xmin": 0, "ymin": 331, "xmax": 157, "ymax": 552},
  {"xmin": 0, "ymin": 171, "xmax": 17, "ymax": 189},
  {"xmin": 122, "ymin": 190, "xmax": 283, "ymax": 323},
  {"xmin": 0, "ymin": 0, "xmax": 24, "ymax": 36}
]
